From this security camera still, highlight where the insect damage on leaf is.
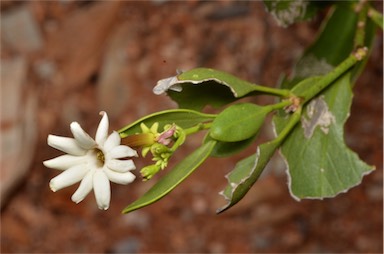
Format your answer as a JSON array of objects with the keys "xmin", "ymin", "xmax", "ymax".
[
  {"xmin": 301, "ymin": 95, "xmax": 335, "ymax": 138},
  {"xmin": 153, "ymin": 75, "xmax": 182, "ymax": 95},
  {"xmin": 269, "ymin": 0, "xmax": 309, "ymax": 27},
  {"xmin": 217, "ymin": 152, "xmax": 259, "ymax": 213},
  {"xmin": 293, "ymin": 54, "xmax": 334, "ymax": 78}
]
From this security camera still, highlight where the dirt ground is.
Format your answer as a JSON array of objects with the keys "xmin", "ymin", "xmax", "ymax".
[{"xmin": 1, "ymin": 1, "xmax": 383, "ymax": 253}]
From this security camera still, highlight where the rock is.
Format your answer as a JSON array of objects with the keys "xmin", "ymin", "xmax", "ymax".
[
  {"xmin": 109, "ymin": 237, "xmax": 141, "ymax": 253},
  {"xmin": 1, "ymin": 5, "xmax": 43, "ymax": 53},
  {"xmin": 0, "ymin": 57, "xmax": 38, "ymax": 207},
  {"xmin": 0, "ymin": 57, "xmax": 27, "ymax": 124},
  {"xmin": 45, "ymin": 1, "xmax": 121, "ymax": 90},
  {"xmin": 97, "ymin": 21, "xmax": 134, "ymax": 119}
]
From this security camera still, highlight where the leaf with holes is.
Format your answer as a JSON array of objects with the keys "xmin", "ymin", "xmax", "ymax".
[{"xmin": 274, "ymin": 73, "xmax": 374, "ymax": 199}]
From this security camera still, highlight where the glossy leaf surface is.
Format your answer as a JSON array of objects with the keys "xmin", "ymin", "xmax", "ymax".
[{"xmin": 210, "ymin": 103, "xmax": 270, "ymax": 142}]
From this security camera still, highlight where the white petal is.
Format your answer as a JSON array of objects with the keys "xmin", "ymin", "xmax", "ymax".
[
  {"xmin": 49, "ymin": 164, "xmax": 89, "ymax": 192},
  {"xmin": 71, "ymin": 170, "xmax": 94, "ymax": 204},
  {"xmin": 103, "ymin": 131, "xmax": 121, "ymax": 152},
  {"xmin": 104, "ymin": 167, "xmax": 136, "ymax": 185},
  {"xmin": 95, "ymin": 111, "xmax": 109, "ymax": 145},
  {"xmin": 108, "ymin": 145, "xmax": 138, "ymax": 159},
  {"xmin": 93, "ymin": 170, "xmax": 110, "ymax": 210},
  {"xmin": 106, "ymin": 159, "xmax": 136, "ymax": 173},
  {"xmin": 43, "ymin": 155, "xmax": 87, "ymax": 170},
  {"xmin": 70, "ymin": 122, "xmax": 97, "ymax": 149},
  {"xmin": 47, "ymin": 135, "xmax": 86, "ymax": 156}
]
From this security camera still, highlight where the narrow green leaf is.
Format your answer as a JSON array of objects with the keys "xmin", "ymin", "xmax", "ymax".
[
  {"xmin": 118, "ymin": 109, "xmax": 215, "ymax": 138},
  {"xmin": 217, "ymin": 141, "xmax": 279, "ymax": 213},
  {"xmin": 122, "ymin": 141, "xmax": 216, "ymax": 213},
  {"xmin": 289, "ymin": 4, "xmax": 376, "ymax": 87},
  {"xmin": 218, "ymin": 109, "xmax": 301, "ymax": 213},
  {"xmin": 284, "ymin": 5, "xmax": 357, "ymax": 90},
  {"xmin": 210, "ymin": 103, "xmax": 270, "ymax": 142},
  {"xmin": 296, "ymin": 5, "xmax": 357, "ymax": 68}
]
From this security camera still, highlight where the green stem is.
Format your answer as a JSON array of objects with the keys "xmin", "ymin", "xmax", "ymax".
[
  {"xmin": 368, "ymin": 6, "xmax": 383, "ymax": 29},
  {"xmin": 170, "ymin": 133, "xmax": 185, "ymax": 152},
  {"xmin": 184, "ymin": 122, "xmax": 212, "ymax": 136},
  {"xmin": 295, "ymin": 47, "xmax": 368, "ymax": 104},
  {"xmin": 169, "ymin": 122, "xmax": 212, "ymax": 152},
  {"xmin": 252, "ymin": 84, "xmax": 292, "ymax": 98},
  {"xmin": 266, "ymin": 99, "xmax": 292, "ymax": 111},
  {"xmin": 274, "ymin": 107, "xmax": 302, "ymax": 144},
  {"xmin": 354, "ymin": 2, "xmax": 368, "ymax": 48}
]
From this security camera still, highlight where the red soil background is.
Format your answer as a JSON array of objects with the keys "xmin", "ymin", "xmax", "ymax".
[{"xmin": 1, "ymin": 1, "xmax": 382, "ymax": 253}]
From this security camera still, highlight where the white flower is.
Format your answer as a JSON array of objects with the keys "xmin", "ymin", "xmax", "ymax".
[{"xmin": 43, "ymin": 111, "xmax": 137, "ymax": 210}]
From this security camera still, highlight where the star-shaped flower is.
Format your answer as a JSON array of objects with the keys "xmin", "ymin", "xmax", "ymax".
[{"xmin": 43, "ymin": 111, "xmax": 137, "ymax": 210}]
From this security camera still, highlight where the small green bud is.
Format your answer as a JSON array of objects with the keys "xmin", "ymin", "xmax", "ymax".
[
  {"xmin": 140, "ymin": 164, "xmax": 161, "ymax": 181},
  {"xmin": 151, "ymin": 143, "xmax": 170, "ymax": 155}
]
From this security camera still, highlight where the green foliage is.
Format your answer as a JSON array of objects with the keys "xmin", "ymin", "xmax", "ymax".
[
  {"xmin": 274, "ymin": 73, "xmax": 374, "ymax": 199},
  {"xmin": 122, "ymin": 141, "xmax": 216, "ymax": 213},
  {"xmin": 119, "ymin": 109, "xmax": 215, "ymax": 138},
  {"xmin": 218, "ymin": 108, "xmax": 302, "ymax": 212},
  {"xmin": 120, "ymin": 2, "xmax": 380, "ymax": 214},
  {"xmin": 168, "ymin": 81, "xmax": 237, "ymax": 111},
  {"xmin": 204, "ymin": 134, "xmax": 256, "ymax": 158},
  {"xmin": 210, "ymin": 103, "xmax": 270, "ymax": 142},
  {"xmin": 166, "ymin": 68, "xmax": 290, "ymax": 111},
  {"xmin": 273, "ymin": 4, "xmax": 376, "ymax": 200},
  {"xmin": 263, "ymin": 0, "xmax": 325, "ymax": 27},
  {"xmin": 217, "ymin": 141, "xmax": 279, "ymax": 213}
]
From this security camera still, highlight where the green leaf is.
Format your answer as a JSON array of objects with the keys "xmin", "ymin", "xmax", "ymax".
[
  {"xmin": 217, "ymin": 140, "xmax": 279, "ymax": 213},
  {"xmin": 210, "ymin": 103, "xmax": 270, "ymax": 142},
  {"xmin": 274, "ymin": 73, "xmax": 374, "ymax": 199},
  {"xmin": 263, "ymin": 0, "xmax": 325, "ymax": 27},
  {"xmin": 122, "ymin": 140, "xmax": 216, "ymax": 213},
  {"xmin": 289, "ymin": 5, "xmax": 358, "ymax": 87},
  {"xmin": 177, "ymin": 68, "xmax": 265, "ymax": 97},
  {"xmin": 273, "ymin": 4, "xmax": 376, "ymax": 200},
  {"xmin": 168, "ymin": 81, "xmax": 237, "ymax": 111},
  {"xmin": 204, "ymin": 134, "xmax": 256, "ymax": 158},
  {"xmin": 290, "ymin": 4, "xmax": 376, "ymax": 86},
  {"xmin": 118, "ymin": 109, "xmax": 215, "ymax": 138},
  {"xmin": 155, "ymin": 68, "xmax": 290, "ymax": 111},
  {"xmin": 217, "ymin": 109, "xmax": 301, "ymax": 213}
]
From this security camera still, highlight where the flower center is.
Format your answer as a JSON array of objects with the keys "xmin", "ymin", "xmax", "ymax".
[{"xmin": 94, "ymin": 148, "xmax": 105, "ymax": 167}]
